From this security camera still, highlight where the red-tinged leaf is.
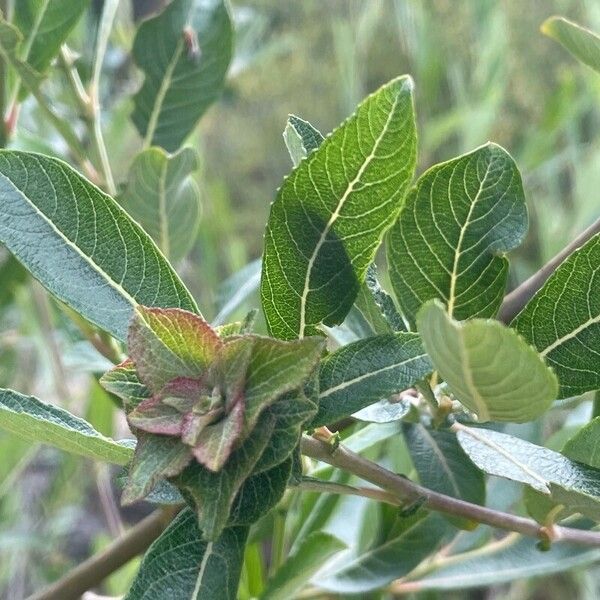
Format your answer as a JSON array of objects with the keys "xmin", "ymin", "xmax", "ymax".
[
  {"xmin": 100, "ymin": 359, "xmax": 150, "ymax": 410},
  {"xmin": 127, "ymin": 396, "xmax": 184, "ymax": 436},
  {"xmin": 128, "ymin": 307, "xmax": 223, "ymax": 392}
]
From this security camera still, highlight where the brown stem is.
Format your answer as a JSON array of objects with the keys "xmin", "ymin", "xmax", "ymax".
[
  {"xmin": 301, "ymin": 436, "xmax": 600, "ymax": 548},
  {"xmin": 27, "ymin": 507, "xmax": 178, "ymax": 600},
  {"xmin": 498, "ymin": 215, "xmax": 600, "ymax": 323}
]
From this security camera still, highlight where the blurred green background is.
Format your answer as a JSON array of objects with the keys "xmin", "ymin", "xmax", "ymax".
[{"xmin": 3, "ymin": 0, "xmax": 600, "ymax": 597}]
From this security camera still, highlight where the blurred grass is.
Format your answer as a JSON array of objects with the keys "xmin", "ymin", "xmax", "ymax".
[{"xmin": 3, "ymin": 0, "xmax": 600, "ymax": 597}]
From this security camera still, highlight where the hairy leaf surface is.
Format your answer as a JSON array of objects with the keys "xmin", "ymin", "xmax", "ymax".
[
  {"xmin": 0, "ymin": 152, "xmax": 198, "ymax": 341},
  {"xmin": 126, "ymin": 509, "xmax": 247, "ymax": 600},
  {"xmin": 418, "ymin": 302, "xmax": 557, "ymax": 422},
  {"xmin": 283, "ymin": 114, "xmax": 324, "ymax": 166},
  {"xmin": 120, "ymin": 147, "xmax": 201, "ymax": 262},
  {"xmin": 513, "ymin": 234, "xmax": 600, "ymax": 398},
  {"xmin": 131, "ymin": 0, "xmax": 233, "ymax": 151},
  {"xmin": 261, "ymin": 76, "xmax": 417, "ymax": 340},
  {"xmin": 388, "ymin": 143, "xmax": 527, "ymax": 325},
  {"xmin": 0, "ymin": 388, "xmax": 133, "ymax": 465},
  {"xmin": 313, "ymin": 332, "xmax": 431, "ymax": 427}
]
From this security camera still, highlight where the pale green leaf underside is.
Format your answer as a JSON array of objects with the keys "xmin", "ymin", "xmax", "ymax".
[
  {"xmin": 407, "ymin": 523, "xmax": 600, "ymax": 591},
  {"xmin": 262, "ymin": 532, "xmax": 345, "ymax": 600},
  {"xmin": 131, "ymin": 0, "xmax": 233, "ymax": 152},
  {"xmin": 283, "ymin": 114, "xmax": 324, "ymax": 167},
  {"xmin": 388, "ymin": 143, "xmax": 527, "ymax": 325},
  {"xmin": 261, "ymin": 76, "xmax": 417, "ymax": 340},
  {"xmin": 313, "ymin": 332, "xmax": 431, "ymax": 427},
  {"xmin": 14, "ymin": 0, "xmax": 87, "ymax": 76},
  {"xmin": 563, "ymin": 416, "xmax": 600, "ymax": 468},
  {"xmin": 126, "ymin": 509, "xmax": 247, "ymax": 600},
  {"xmin": 120, "ymin": 146, "xmax": 201, "ymax": 262},
  {"xmin": 0, "ymin": 151, "xmax": 199, "ymax": 341},
  {"xmin": 418, "ymin": 301, "xmax": 557, "ymax": 422},
  {"xmin": 542, "ymin": 16, "xmax": 600, "ymax": 74},
  {"xmin": 513, "ymin": 234, "xmax": 600, "ymax": 398},
  {"xmin": 0, "ymin": 388, "xmax": 133, "ymax": 465},
  {"xmin": 457, "ymin": 427, "xmax": 600, "ymax": 503}
]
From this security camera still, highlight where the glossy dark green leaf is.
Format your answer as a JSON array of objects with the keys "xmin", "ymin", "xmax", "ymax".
[
  {"xmin": 131, "ymin": 0, "xmax": 233, "ymax": 151},
  {"xmin": 513, "ymin": 234, "xmax": 600, "ymax": 398},
  {"xmin": 0, "ymin": 151, "xmax": 199, "ymax": 341},
  {"xmin": 120, "ymin": 146, "xmax": 201, "ymax": 262},
  {"xmin": 283, "ymin": 114, "xmax": 324, "ymax": 166},
  {"xmin": 403, "ymin": 423, "xmax": 485, "ymax": 516},
  {"xmin": 318, "ymin": 513, "xmax": 448, "ymax": 593},
  {"xmin": 542, "ymin": 16, "xmax": 600, "ymax": 74},
  {"xmin": 126, "ymin": 509, "xmax": 247, "ymax": 600},
  {"xmin": 262, "ymin": 532, "xmax": 345, "ymax": 600},
  {"xmin": 261, "ymin": 76, "xmax": 417, "ymax": 340},
  {"xmin": 0, "ymin": 388, "xmax": 133, "ymax": 465},
  {"xmin": 313, "ymin": 332, "xmax": 431, "ymax": 427},
  {"xmin": 418, "ymin": 301, "xmax": 557, "ymax": 422},
  {"xmin": 388, "ymin": 143, "xmax": 527, "ymax": 325}
]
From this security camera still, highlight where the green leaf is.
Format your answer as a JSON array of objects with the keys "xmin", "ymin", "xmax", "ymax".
[
  {"xmin": 14, "ymin": 0, "xmax": 87, "ymax": 76},
  {"xmin": 313, "ymin": 332, "xmax": 431, "ymax": 426},
  {"xmin": 0, "ymin": 388, "xmax": 133, "ymax": 465},
  {"xmin": 0, "ymin": 250, "xmax": 27, "ymax": 309},
  {"xmin": 283, "ymin": 114, "xmax": 324, "ymax": 167},
  {"xmin": 100, "ymin": 359, "xmax": 150, "ymax": 410},
  {"xmin": 261, "ymin": 76, "xmax": 417, "ymax": 340},
  {"xmin": 126, "ymin": 509, "xmax": 247, "ymax": 600},
  {"xmin": 214, "ymin": 259, "xmax": 261, "ymax": 326},
  {"xmin": 417, "ymin": 301, "xmax": 557, "ymax": 422},
  {"xmin": 131, "ymin": 0, "xmax": 233, "ymax": 151},
  {"xmin": 513, "ymin": 234, "xmax": 600, "ymax": 398},
  {"xmin": 0, "ymin": 151, "xmax": 199, "ymax": 341},
  {"xmin": 403, "ymin": 423, "xmax": 485, "ymax": 525},
  {"xmin": 262, "ymin": 532, "xmax": 345, "ymax": 600},
  {"xmin": 318, "ymin": 513, "xmax": 448, "ymax": 593},
  {"xmin": 127, "ymin": 306, "xmax": 222, "ymax": 392},
  {"xmin": 563, "ymin": 417, "xmax": 600, "ymax": 467},
  {"xmin": 388, "ymin": 143, "xmax": 527, "ymax": 325},
  {"xmin": 355, "ymin": 264, "xmax": 406, "ymax": 334},
  {"xmin": 457, "ymin": 426, "xmax": 600, "ymax": 517},
  {"xmin": 404, "ymin": 521, "xmax": 600, "ymax": 591},
  {"xmin": 174, "ymin": 415, "xmax": 275, "ymax": 541},
  {"xmin": 542, "ymin": 16, "xmax": 600, "ymax": 74},
  {"xmin": 120, "ymin": 146, "xmax": 201, "ymax": 262}
]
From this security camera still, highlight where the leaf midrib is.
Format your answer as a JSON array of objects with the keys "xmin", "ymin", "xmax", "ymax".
[{"xmin": 298, "ymin": 90, "xmax": 401, "ymax": 338}]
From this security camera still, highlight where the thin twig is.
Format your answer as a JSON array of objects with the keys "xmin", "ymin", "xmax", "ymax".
[
  {"xmin": 498, "ymin": 215, "xmax": 600, "ymax": 322},
  {"xmin": 28, "ymin": 507, "xmax": 178, "ymax": 600},
  {"xmin": 298, "ymin": 477, "xmax": 401, "ymax": 506},
  {"xmin": 300, "ymin": 435, "xmax": 600, "ymax": 548}
]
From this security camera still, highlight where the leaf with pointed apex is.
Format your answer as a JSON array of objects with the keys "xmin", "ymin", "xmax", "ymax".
[
  {"xmin": 403, "ymin": 423, "xmax": 485, "ymax": 527},
  {"xmin": 388, "ymin": 143, "xmax": 527, "ymax": 326},
  {"xmin": 542, "ymin": 17, "xmax": 600, "ymax": 74},
  {"xmin": 0, "ymin": 152, "xmax": 198, "ymax": 341},
  {"xmin": 418, "ymin": 301, "xmax": 557, "ymax": 422},
  {"xmin": 261, "ymin": 76, "xmax": 417, "ymax": 340},
  {"xmin": 120, "ymin": 147, "xmax": 201, "ymax": 262},
  {"xmin": 174, "ymin": 415, "xmax": 275, "ymax": 541},
  {"xmin": 404, "ymin": 520, "xmax": 600, "ymax": 592},
  {"xmin": 123, "ymin": 432, "xmax": 191, "ymax": 505},
  {"xmin": 457, "ymin": 427, "xmax": 600, "ymax": 517},
  {"xmin": 131, "ymin": 0, "xmax": 233, "ymax": 151},
  {"xmin": 513, "ymin": 234, "xmax": 600, "ymax": 398},
  {"xmin": 14, "ymin": 0, "xmax": 87, "ymax": 84},
  {"xmin": 126, "ymin": 509, "xmax": 247, "ymax": 600},
  {"xmin": 242, "ymin": 335, "xmax": 324, "ymax": 431},
  {"xmin": 355, "ymin": 264, "xmax": 406, "ymax": 334},
  {"xmin": 283, "ymin": 115, "xmax": 324, "ymax": 166},
  {"xmin": 563, "ymin": 417, "xmax": 600, "ymax": 468},
  {"xmin": 318, "ymin": 513, "xmax": 449, "ymax": 593},
  {"xmin": 313, "ymin": 332, "xmax": 431, "ymax": 427},
  {"xmin": 100, "ymin": 360, "xmax": 150, "ymax": 410},
  {"xmin": 0, "ymin": 388, "xmax": 133, "ymax": 465},
  {"xmin": 228, "ymin": 458, "xmax": 292, "ymax": 526},
  {"xmin": 262, "ymin": 532, "xmax": 346, "ymax": 600},
  {"xmin": 128, "ymin": 307, "xmax": 222, "ymax": 392}
]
